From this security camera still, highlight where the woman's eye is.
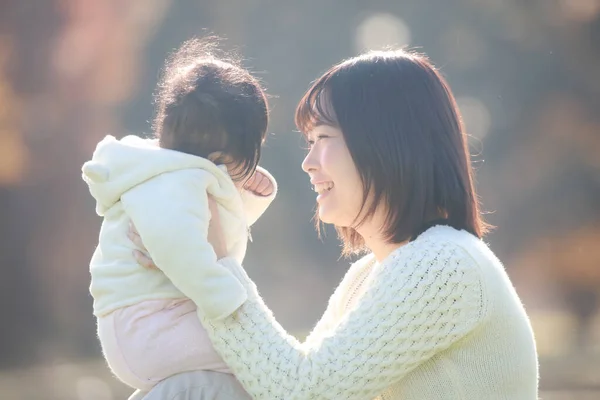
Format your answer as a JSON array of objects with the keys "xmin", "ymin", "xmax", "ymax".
[{"xmin": 306, "ymin": 135, "xmax": 330, "ymax": 148}]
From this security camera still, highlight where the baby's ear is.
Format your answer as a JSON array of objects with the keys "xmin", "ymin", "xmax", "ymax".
[{"xmin": 82, "ymin": 162, "xmax": 110, "ymax": 183}]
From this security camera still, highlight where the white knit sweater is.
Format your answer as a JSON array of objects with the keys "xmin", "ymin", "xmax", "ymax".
[{"xmin": 194, "ymin": 225, "xmax": 539, "ymax": 399}]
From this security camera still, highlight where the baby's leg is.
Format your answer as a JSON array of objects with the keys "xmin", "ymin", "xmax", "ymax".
[
  {"xmin": 128, "ymin": 370, "xmax": 251, "ymax": 400},
  {"xmin": 98, "ymin": 299, "xmax": 230, "ymax": 391}
]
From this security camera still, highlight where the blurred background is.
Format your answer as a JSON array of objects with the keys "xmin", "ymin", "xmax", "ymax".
[{"xmin": 0, "ymin": 0, "xmax": 599, "ymax": 399}]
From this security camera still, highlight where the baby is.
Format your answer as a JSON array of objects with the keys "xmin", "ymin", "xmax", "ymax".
[{"xmin": 82, "ymin": 38, "xmax": 275, "ymax": 396}]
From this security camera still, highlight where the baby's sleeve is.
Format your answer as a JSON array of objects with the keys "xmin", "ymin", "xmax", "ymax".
[{"xmin": 120, "ymin": 169, "xmax": 247, "ymax": 320}]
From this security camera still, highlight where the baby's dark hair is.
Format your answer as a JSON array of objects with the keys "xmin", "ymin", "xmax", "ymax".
[{"xmin": 153, "ymin": 37, "xmax": 268, "ymax": 181}]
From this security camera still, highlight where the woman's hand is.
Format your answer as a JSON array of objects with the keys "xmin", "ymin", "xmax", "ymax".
[
  {"xmin": 128, "ymin": 222, "xmax": 157, "ymax": 269},
  {"xmin": 207, "ymin": 196, "xmax": 227, "ymax": 259},
  {"xmin": 243, "ymin": 169, "xmax": 274, "ymax": 197},
  {"xmin": 128, "ymin": 195, "xmax": 228, "ymax": 269}
]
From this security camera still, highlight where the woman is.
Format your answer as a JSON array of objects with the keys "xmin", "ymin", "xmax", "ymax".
[{"xmin": 131, "ymin": 49, "xmax": 539, "ymax": 399}]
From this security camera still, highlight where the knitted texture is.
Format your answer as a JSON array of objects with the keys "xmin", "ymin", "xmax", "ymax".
[
  {"xmin": 197, "ymin": 226, "xmax": 539, "ymax": 399},
  {"xmin": 201, "ymin": 239, "xmax": 480, "ymax": 398}
]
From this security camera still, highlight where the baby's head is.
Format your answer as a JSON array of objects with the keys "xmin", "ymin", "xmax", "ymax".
[{"xmin": 153, "ymin": 38, "xmax": 268, "ymax": 182}]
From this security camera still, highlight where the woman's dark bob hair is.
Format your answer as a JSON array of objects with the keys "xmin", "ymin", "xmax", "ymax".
[{"xmin": 295, "ymin": 50, "xmax": 489, "ymax": 255}]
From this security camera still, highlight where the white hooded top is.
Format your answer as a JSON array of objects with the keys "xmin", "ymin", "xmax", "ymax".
[{"xmin": 82, "ymin": 135, "xmax": 277, "ymax": 320}]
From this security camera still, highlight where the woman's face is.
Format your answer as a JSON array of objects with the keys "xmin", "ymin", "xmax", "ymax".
[{"xmin": 301, "ymin": 125, "xmax": 364, "ymax": 227}]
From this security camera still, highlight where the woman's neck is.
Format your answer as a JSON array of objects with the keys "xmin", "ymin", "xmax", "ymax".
[
  {"xmin": 354, "ymin": 209, "xmax": 410, "ymax": 262},
  {"xmin": 371, "ymin": 241, "xmax": 406, "ymax": 263},
  {"xmin": 358, "ymin": 226, "xmax": 406, "ymax": 262}
]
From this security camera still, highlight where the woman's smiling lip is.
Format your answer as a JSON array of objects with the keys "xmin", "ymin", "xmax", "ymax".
[
  {"xmin": 313, "ymin": 181, "xmax": 334, "ymax": 193},
  {"xmin": 310, "ymin": 178, "xmax": 332, "ymax": 185},
  {"xmin": 314, "ymin": 183, "xmax": 334, "ymax": 202},
  {"xmin": 317, "ymin": 189, "xmax": 331, "ymax": 203}
]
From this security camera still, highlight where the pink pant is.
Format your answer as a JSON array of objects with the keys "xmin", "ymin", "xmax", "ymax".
[{"xmin": 97, "ymin": 298, "xmax": 230, "ymax": 391}]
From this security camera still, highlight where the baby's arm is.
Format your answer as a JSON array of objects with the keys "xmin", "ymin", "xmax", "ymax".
[
  {"xmin": 240, "ymin": 166, "xmax": 277, "ymax": 227},
  {"xmin": 120, "ymin": 169, "xmax": 247, "ymax": 320}
]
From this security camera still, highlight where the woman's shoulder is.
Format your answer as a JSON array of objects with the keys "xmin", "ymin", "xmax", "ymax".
[
  {"xmin": 378, "ymin": 225, "xmax": 497, "ymax": 299},
  {"xmin": 374, "ymin": 226, "xmax": 490, "ymax": 325},
  {"xmin": 410, "ymin": 225, "xmax": 499, "ymax": 268},
  {"xmin": 399, "ymin": 225, "xmax": 508, "ymax": 314},
  {"xmin": 379, "ymin": 227, "xmax": 484, "ymax": 283}
]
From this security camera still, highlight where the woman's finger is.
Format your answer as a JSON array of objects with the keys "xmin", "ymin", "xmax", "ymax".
[
  {"xmin": 253, "ymin": 173, "xmax": 272, "ymax": 196},
  {"xmin": 244, "ymin": 171, "xmax": 273, "ymax": 196},
  {"xmin": 242, "ymin": 173, "xmax": 257, "ymax": 191},
  {"xmin": 127, "ymin": 224, "xmax": 146, "ymax": 251},
  {"xmin": 133, "ymin": 250, "xmax": 158, "ymax": 269},
  {"xmin": 256, "ymin": 175, "xmax": 273, "ymax": 196},
  {"xmin": 207, "ymin": 196, "xmax": 227, "ymax": 259},
  {"xmin": 128, "ymin": 222, "xmax": 157, "ymax": 269},
  {"xmin": 128, "ymin": 222, "xmax": 150, "ymax": 253}
]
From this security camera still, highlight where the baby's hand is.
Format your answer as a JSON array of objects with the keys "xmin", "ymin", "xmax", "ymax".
[{"xmin": 243, "ymin": 169, "xmax": 274, "ymax": 197}]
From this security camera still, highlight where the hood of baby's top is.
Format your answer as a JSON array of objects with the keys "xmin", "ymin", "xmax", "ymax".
[{"xmin": 81, "ymin": 135, "xmax": 231, "ymax": 215}]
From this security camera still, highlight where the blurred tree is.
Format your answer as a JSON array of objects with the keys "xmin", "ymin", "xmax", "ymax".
[
  {"xmin": 0, "ymin": 0, "xmax": 171, "ymax": 366},
  {"xmin": 0, "ymin": 0, "xmax": 599, "ymax": 373}
]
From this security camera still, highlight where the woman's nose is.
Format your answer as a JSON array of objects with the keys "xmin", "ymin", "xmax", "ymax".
[{"xmin": 301, "ymin": 147, "xmax": 319, "ymax": 174}]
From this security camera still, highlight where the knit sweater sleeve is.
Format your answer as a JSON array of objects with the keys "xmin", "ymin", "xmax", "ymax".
[
  {"xmin": 121, "ymin": 169, "xmax": 247, "ymax": 320},
  {"xmin": 301, "ymin": 277, "xmax": 345, "ymax": 349},
  {"xmin": 302, "ymin": 258, "xmax": 371, "ymax": 348},
  {"xmin": 198, "ymin": 239, "xmax": 485, "ymax": 400}
]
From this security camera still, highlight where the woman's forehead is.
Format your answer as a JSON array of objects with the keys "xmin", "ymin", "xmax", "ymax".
[{"xmin": 296, "ymin": 84, "xmax": 338, "ymax": 132}]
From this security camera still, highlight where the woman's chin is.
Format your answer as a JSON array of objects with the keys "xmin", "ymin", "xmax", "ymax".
[
  {"xmin": 317, "ymin": 208, "xmax": 335, "ymax": 225},
  {"xmin": 318, "ymin": 210, "xmax": 350, "ymax": 227}
]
